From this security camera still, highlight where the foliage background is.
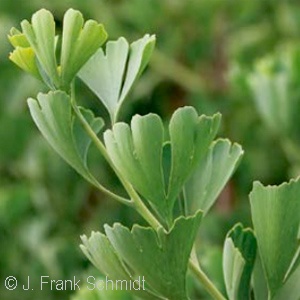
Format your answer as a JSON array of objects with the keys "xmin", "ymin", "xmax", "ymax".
[{"xmin": 1, "ymin": 0, "xmax": 299, "ymax": 299}]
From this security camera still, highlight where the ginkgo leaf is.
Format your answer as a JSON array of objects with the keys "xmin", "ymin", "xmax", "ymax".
[
  {"xmin": 104, "ymin": 113, "xmax": 166, "ymax": 217},
  {"xmin": 81, "ymin": 211, "xmax": 202, "ymax": 300},
  {"xmin": 273, "ymin": 264, "xmax": 300, "ymax": 300},
  {"xmin": 9, "ymin": 47, "xmax": 41, "ymax": 79},
  {"xmin": 185, "ymin": 139, "xmax": 243, "ymax": 216},
  {"xmin": 21, "ymin": 9, "xmax": 59, "ymax": 89},
  {"xmin": 27, "ymin": 91, "xmax": 104, "ymax": 186},
  {"xmin": 104, "ymin": 106, "xmax": 219, "ymax": 222},
  {"xmin": 8, "ymin": 27, "xmax": 30, "ymax": 48},
  {"xmin": 80, "ymin": 232, "xmax": 161, "ymax": 300},
  {"xmin": 78, "ymin": 35, "xmax": 155, "ymax": 123},
  {"xmin": 60, "ymin": 9, "xmax": 107, "ymax": 89},
  {"xmin": 167, "ymin": 108, "xmax": 221, "ymax": 205},
  {"xmin": 250, "ymin": 178, "xmax": 300, "ymax": 298},
  {"xmin": 223, "ymin": 224, "xmax": 256, "ymax": 300},
  {"xmin": 9, "ymin": 9, "xmax": 107, "ymax": 90},
  {"xmin": 252, "ymin": 254, "xmax": 268, "ymax": 300}
]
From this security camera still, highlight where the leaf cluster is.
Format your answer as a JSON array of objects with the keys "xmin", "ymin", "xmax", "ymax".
[{"xmin": 8, "ymin": 8, "xmax": 300, "ymax": 300}]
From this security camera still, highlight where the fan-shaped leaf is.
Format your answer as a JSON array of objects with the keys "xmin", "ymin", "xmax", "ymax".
[
  {"xmin": 185, "ymin": 139, "xmax": 243, "ymax": 215},
  {"xmin": 223, "ymin": 224, "xmax": 256, "ymax": 300},
  {"xmin": 81, "ymin": 211, "xmax": 202, "ymax": 300},
  {"xmin": 104, "ymin": 107, "xmax": 219, "ymax": 221},
  {"xmin": 250, "ymin": 179, "xmax": 300, "ymax": 298},
  {"xmin": 9, "ymin": 9, "xmax": 107, "ymax": 90},
  {"xmin": 79, "ymin": 35, "xmax": 155, "ymax": 123},
  {"xmin": 27, "ymin": 91, "xmax": 104, "ymax": 185}
]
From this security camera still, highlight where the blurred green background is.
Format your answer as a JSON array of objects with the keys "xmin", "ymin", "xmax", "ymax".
[{"xmin": 1, "ymin": 0, "xmax": 300, "ymax": 299}]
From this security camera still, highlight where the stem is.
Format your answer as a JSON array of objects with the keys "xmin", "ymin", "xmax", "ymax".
[
  {"xmin": 92, "ymin": 180, "xmax": 132, "ymax": 206},
  {"xmin": 189, "ymin": 260, "xmax": 227, "ymax": 300},
  {"xmin": 70, "ymin": 84, "xmax": 161, "ymax": 230},
  {"xmin": 70, "ymin": 84, "xmax": 226, "ymax": 299}
]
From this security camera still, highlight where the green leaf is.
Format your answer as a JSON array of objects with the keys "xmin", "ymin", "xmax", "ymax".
[
  {"xmin": 9, "ymin": 9, "xmax": 107, "ymax": 90},
  {"xmin": 274, "ymin": 264, "xmax": 300, "ymax": 300},
  {"xmin": 8, "ymin": 27, "xmax": 30, "ymax": 47},
  {"xmin": 252, "ymin": 254, "xmax": 269, "ymax": 300},
  {"xmin": 104, "ymin": 113, "xmax": 166, "ymax": 217},
  {"xmin": 21, "ymin": 9, "xmax": 59, "ymax": 88},
  {"xmin": 81, "ymin": 211, "xmax": 202, "ymax": 300},
  {"xmin": 80, "ymin": 232, "xmax": 160, "ymax": 300},
  {"xmin": 104, "ymin": 107, "xmax": 219, "ymax": 221},
  {"xmin": 79, "ymin": 35, "xmax": 155, "ymax": 123},
  {"xmin": 223, "ymin": 224, "xmax": 256, "ymax": 300},
  {"xmin": 9, "ymin": 47, "xmax": 41, "ymax": 79},
  {"xmin": 250, "ymin": 179, "xmax": 300, "ymax": 298},
  {"xmin": 167, "ymin": 108, "xmax": 221, "ymax": 206},
  {"xmin": 185, "ymin": 139, "xmax": 243, "ymax": 215},
  {"xmin": 27, "ymin": 91, "xmax": 104, "ymax": 185},
  {"xmin": 60, "ymin": 9, "xmax": 107, "ymax": 89}
]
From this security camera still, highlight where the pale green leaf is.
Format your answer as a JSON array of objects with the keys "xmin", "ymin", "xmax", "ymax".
[
  {"xmin": 27, "ymin": 91, "xmax": 104, "ymax": 185},
  {"xmin": 9, "ymin": 9, "xmax": 107, "ymax": 90},
  {"xmin": 119, "ymin": 34, "xmax": 156, "ymax": 103},
  {"xmin": 79, "ymin": 38, "xmax": 129, "ymax": 119},
  {"xmin": 9, "ymin": 47, "xmax": 41, "ymax": 79},
  {"xmin": 8, "ymin": 27, "xmax": 30, "ymax": 47},
  {"xmin": 185, "ymin": 139, "xmax": 243, "ymax": 215},
  {"xmin": 79, "ymin": 35, "xmax": 155, "ymax": 123},
  {"xmin": 21, "ymin": 9, "xmax": 59, "ymax": 88},
  {"xmin": 60, "ymin": 9, "xmax": 107, "ymax": 89},
  {"xmin": 252, "ymin": 254, "xmax": 269, "ymax": 300}
]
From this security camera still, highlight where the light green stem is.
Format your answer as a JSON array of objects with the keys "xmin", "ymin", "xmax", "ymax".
[
  {"xmin": 189, "ymin": 260, "xmax": 227, "ymax": 300},
  {"xmin": 71, "ymin": 84, "xmax": 226, "ymax": 299}
]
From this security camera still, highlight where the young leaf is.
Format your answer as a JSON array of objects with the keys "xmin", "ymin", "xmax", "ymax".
[
  {"xmin": 60, "ymin": 9, "xmax": 108, "ymax": 89},
  {"xmin": 185, "ymin": 139, "xmax": 243, "ymax": 215},
  {"xmin": 78, "ymin": 35, "xmax": 155, "ymax": 123},
  {"xmin": 27, "ymin": 91, "xmax": 104, "ymax": 186},
  {"xmin": 223, "ymin": 224, "xmax": 257, "ymax": 300},
  {"xmin": 250, "ymin": 179, "xmax": 300, "ymax": 298},
  {"xmin": 81, "ymin": 211, "xmax": 202, "ymax": 300},
  {"xmin": 9, "ymin": 47, "xmax": 41, "ymax": 79},
  {"xmin": 8, "ymin": 28, "xmax": 30, "ymax": 48},
  {"xmin": 9, "ymin": 9, "xmax": 107, "ymax": 90},
  {"xmin": 21, "ymin": 9, "xmax": 59, "ymax": 89},
  {"xmin": 104, "ymin": 107, "xmax": 219, "ymax": 221}
]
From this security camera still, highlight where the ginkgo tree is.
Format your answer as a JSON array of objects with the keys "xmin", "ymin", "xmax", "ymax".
[{"xmin": 8, "ymin": 8, "xmax": 300, "ymax": 300}]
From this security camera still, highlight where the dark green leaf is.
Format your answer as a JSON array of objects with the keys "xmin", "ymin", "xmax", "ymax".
[
  {"xmin": 223, "ymin": 224, "xmax": 257, "ymax": 300},
  {"xmin": 250, "ymin": 179, "xmax": 300, "ymax": 297}
]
